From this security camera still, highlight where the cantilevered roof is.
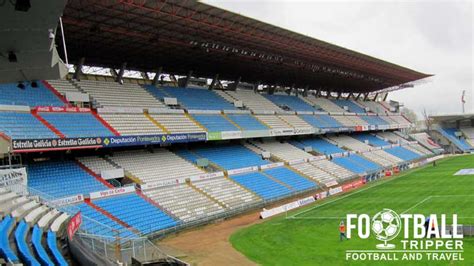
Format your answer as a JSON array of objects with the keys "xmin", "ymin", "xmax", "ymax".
[{"xmin": 59, "ymin": 0, "xmax": 431, "ymax": 93}]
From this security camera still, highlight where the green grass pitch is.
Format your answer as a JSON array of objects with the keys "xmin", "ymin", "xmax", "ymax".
[{"xmin": 230, "ymin": 155, "xmax": 474, "ymax": 265}]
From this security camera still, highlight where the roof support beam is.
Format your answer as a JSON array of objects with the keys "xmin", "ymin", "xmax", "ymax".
[
  {"xmin": 336, "ymin": 92, "xmax": 341, "ymax": 100},
  {"xmin": 326, "ymin": 90, "xmax": 331, "ymax": 99},
  {"xmin": 345, "ymin": 93, "xmax": 352, "ymax": 100},
  {"xmin": 209, "ymin": 74, "xmax": 219, "ymax": 90},
  {"xmin": 355, "ymin": 93, "xmax": 362, "ymax": 101},
  {"xmin": 116, "ymin": 62, "xmax": 127, "ymax": 83},
  {"xmin": 303, "ymin": 86, "xmax": 309, "ymax": 97},
  {"xmin": 363, "ymin": 93, "xmax": 369, "ymax": 101},
  {"xmin": 232, "ymin": 76, "xmax": 241, "ymax": 90},
  {"xmin": 373, "ymin": 93, "xmax": 379, "ymax": 101},
  {"xmin": 315, "ymin": 89, "xmax": 320, "ymax": 97},
  {"xmin": 72, "ymin": 57, "xmax": 85, "ymax": 81},
  {"xmin": 152, "ymin": 67, "xmax": 163, "ymax": 86},
  {"xmin": 383, "ymin": 93, "xmax": 389, "ymax": 101},
  {"xmin": 183, "ymin": 70, "xmax": 193, "ymax": 88}
]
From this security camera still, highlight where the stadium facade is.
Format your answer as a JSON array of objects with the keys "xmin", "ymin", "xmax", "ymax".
[{"xmin": 1, "ymin": 1, "xmax": 470, "ymax": 265}]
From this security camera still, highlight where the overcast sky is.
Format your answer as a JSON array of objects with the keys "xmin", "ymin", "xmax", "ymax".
[{"xmin": 204, "ymin": 0, "xmax": 473, "ymax": 118}]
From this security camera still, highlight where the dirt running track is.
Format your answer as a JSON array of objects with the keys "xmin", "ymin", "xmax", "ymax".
[{"xmin": 159, "ymin": 211, "xmax": 263, "ymax": 266}]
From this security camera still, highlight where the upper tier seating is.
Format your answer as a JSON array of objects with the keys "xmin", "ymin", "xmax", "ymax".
[
  {"xmin": 290, "ymin": 162, "xmax": 338, "ymax": 185},
  {"xmin": 310, "ymin": 159, "xmax": 355, "ymax": 181},
  {"xmin": 225, "ymin": 114, "xmax": 268, "ymax": 130},
  {"xmin": 76, "ymin": 80, "xmax": 164, "ymax": 108},
  {"xmin": 327, "ymin": 135, "xmax": 372, "ymax": 152},
  {"xmin": 460, "ymin": 127, "xmax": 474, "ymax": 141},
  {"xmin": 263, "ymin": 167, "xmax": 317, "ymax": 192},
  {"xmin": 331, "ymin": 99, "xmax": 366, "ymax": 113},
  {"xmin": 384, "ymin": 146, "xmax": 422, "ymax": 161},
  {"xmin": 360, "ymin": 115, "xmax": 390, "ymax": 126},
  {"xmin": 377, "ymin": 131, "xmax": 410, "ymax": 144},
  {"xmin": 149, "ymin": 113, "xmax": 205, "ymax": 133},
  {"xmin": 381, "ymin": 115, "xmax": 411, "ymax": 127},
  {"xmin": 188, "ymin": 144, "xmax": 269, "ymax": 170},
  {"xmin": 229, "ymin": 172, "xmax": 292, "ymax": 200},
  {"xmin": 92, "ymin": 193, "xmax": 177, "ymax": 234},
  {"xmin": 192, "ymin": 177, "xmax": 261, "ymax": 209},
  {"xmin": 78, "ymin": 203, "xmax": 136, "ymax": 239},
  {"xmin": 28, "ymin": 161, "xmax": 108, "ymax": 197},
  {"xmin": 249, "ymin": 141, "xmax": 314, "ymax": 162},
  {"xmin": 224, "ymin": 90, "xmax": 283, "ymax": 111},
  {"xmin": 46, "ymin": 79, "xmax": 81, "ymax": 96},
  {"xmin": 353, "ymin": 133, "xmax": 390, "ymax": 147},
  {"xmin": 333, "ymin": 115, "xmax": 357, "ymax": 127},
  {"xmin": 302, "ymin": 96, "xmax": 345, "ymax": 112},
  {"xmin": 290, "ymin": 137, "xmax": 345, "ymax": 155},
  {"xmin": 254, "ymin": 115, "xmax": 291, "ymax": 128},
  {"xmin": 264, "ymin": 94, "xmax": 315, "ymax": 111},
  {"xmin": 99, "ymin": 113, "xmax": 164, "ymax": 135},
  {"xmin": 0, "ymin": 112, "xmax": 57, "ymax": 139},
  {"xmin": 357, "ymin": 101, "xmax": 390, "ymax": 114},
  {"xmin": 300, "ymin": 114, "xmax": 342, "ymax": 128},
  {"xmin": 40, "ymin": 112, "xmax": 113, "ymax": 137},
  {"xmin": 192, "ymin": 114, "xmax": 239, "ymax": 131},
  {"xmin": 0, "ymin": 82, "xmax": 64, "ymax": 107},
  {"xmin": 158, "ymin": 87, "xmax": 236, "ymax": 110},
  {"xmin": 144, "ymin": 184, "xmax": 224, "ymax": 222},
  {"xmin": 278, "ymin": 115, "xmax": 312, "ymax": 128},
  {"xmin": 107, "ymin": 149, "xmax": 205, "ymax": 183}
]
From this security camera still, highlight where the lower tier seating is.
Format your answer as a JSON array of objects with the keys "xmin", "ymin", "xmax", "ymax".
[
  {"xmin": 92, "ymin": 193, "xmax": 177, "ymax": 234},
  {"xmin": 40, "ymin": 112, "xmax": 113, "ymax": 137},
  {"xmin": 229, "ymin": 172, "xmax": 292, "ymax": 200},
  {"xmin": 192, "ymin": 177, "xmax": 261, "ymax": 209},
  {"xmin": 144, "ymin": 184, "xmax": 224, "ymax": 222},
  {"xmin": 263, "ymin": 167, "xmax": 317, "ymax": 192},
  {"xmin": 290, "ymin": 162, "xmax": 338, "ymax": 186},
  {"xmin": 28, "ymin": 161, "xmax": 108, "ymax": 198}
]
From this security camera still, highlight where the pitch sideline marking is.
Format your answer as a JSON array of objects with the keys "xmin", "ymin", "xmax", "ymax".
[{"xmin": 402, "ymin": 194, "xmax": 474, "ymax": 214}]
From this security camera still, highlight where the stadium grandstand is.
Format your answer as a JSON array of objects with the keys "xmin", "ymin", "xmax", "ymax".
[
  {"xmin": 0, "ymin": 1, "xmax": 446, "ymax": 265},
  {"xmin": 428, "ymin": 113, "xmax": 474, "ymax": 153}
]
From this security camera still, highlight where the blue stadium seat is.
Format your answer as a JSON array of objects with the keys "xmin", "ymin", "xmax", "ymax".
[
  {"xmin": 143, "ymin": 85, "xmax": 171, "ymax": 100},
  {"xmin": 0, "ymin": 112, "xmax": 57, "ymax": 139},
  {"xmin": 0, "ymin": 82, "xmax": 64, "ymax": 107},
  {"xmin": 360, "ymin": 115, "xmax": 389, "ymax": 126},
  {"xmin": 226, "ymin": 114, "xmax": 268, "ymax": 130},
  {"xmin": 15, "ymin": 220, "xmax": 41, "ymax": 266},
  {"xmin": 160, "ymin": 87, "xmax": 235, "ymax": 110},
  {"xmin": 264, "ymin": 94, "xmax": 314, "ymax": 111},
  {"xmin": 190, "ymin": 144, "xmax": 269, "ymax": 170},
  {"xmin": 264, "ymin": 167, "xmax": 317, "ymax": 192},
  {"xmin": 331, "ymin": 99, "xmax": 366, "ymax": 113},
  {"xmin": 439, "ymin": 128, "xmax": 473, "ymax": 151},
  {"xmin": 229, "ymin": 172, "xmax": 292, "ymax": 200},
  {"xmin": 385, "ymin": 146, "xmax": 421, "ymax": 161},
  {"xmin": 353, "ymin": 133, "xmax": 390, "ymax": 147},
  {"xmin": 290, "ymin": 137, "xmax": 345, "ymax": 155},
  {"xmin": 192, "ymin": 114, "xmax": 239, "ymax": 131},
  {"xmin": 40, "ymin": 113, "xmax": 113, "ymax": 138},
  {"xmin": 78, "ymin": 203, "xmax": 136, "ymax": 239},
  {"xmin": 332, "ymin": 157, "xmax": 368, "ymax": 174},
  {"xmin": 47, "ymin": 230, "xmax": 68, "ymax": 266},
  {"xmin": 32, "ymin": 225, "xmax": 55, "ymax": 266},
  {"xmin": 174, "ymin": 149, "xmax": 201, "ymax": 164},
  {"xmin": 346, "ymin": 154, "xmax": 381, "ymax": 172},
  {"xmin": 28, "ymin": 161, "xmax": 108, "ymax": 198},
  {"xmin": 316, "ymin": 114, "xmax": 343, "ymax": 127},
  {"xmin": 92, "ymin": 194, "xmax": 178, "ymax": 234},
  {"xmin": 0, "ymin": 215, "xmax": 20, "ymax": 264}
]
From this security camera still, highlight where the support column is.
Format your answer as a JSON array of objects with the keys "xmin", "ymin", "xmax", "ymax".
[
  {"xmin": 183, "ymin": 70, "xmax": 193, "ymax": 88},
  {"xmin": 209, "ymin": 74, "xmax": 219, "ymax": 90},
  {"xmin": 152, "ymin": 67, "xmax": 163, "ymax": 87},
  {"xmin": 115, "ymin": 62, "xmax": 127, "ymax": 83},
  {"xmin": 72, "ymin": 57, "xmax": 85, "ymax": 81}
]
